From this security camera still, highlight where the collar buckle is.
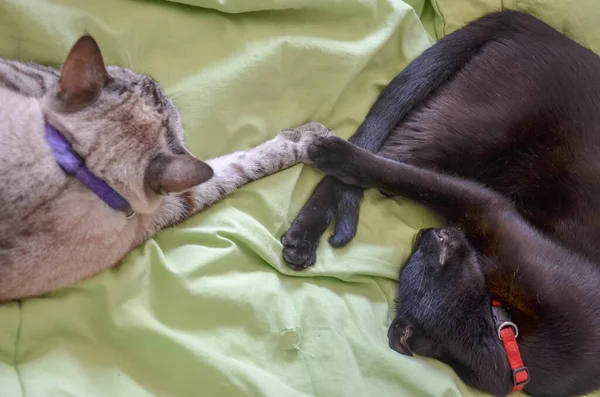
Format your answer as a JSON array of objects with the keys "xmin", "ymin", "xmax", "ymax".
[
  {"xmin": 491, "ymin": 303, "xmax": 520, "ymax": 339},
  {"xmin": 491, "ymin": 300, "xmax": 530, "ymax": 393},
  {"xmin": 512, "ymin": 366, "xmax": 530, "ymax": 388},
  {"xmin": 497, "ymin": 321, "xmax": 519, "ymax": 340}
]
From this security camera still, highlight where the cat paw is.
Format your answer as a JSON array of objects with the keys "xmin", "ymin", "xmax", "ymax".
[
  {"xmin": 276, "ymin": 121, "xmax": 335, "ymax": 161},
  {"xmin": 281, "ymin": 233, "xmax": 318, "ymax": 270},
  {"xmin": 307, "ymin": 136, "xmax": 368, "ymax": 187}
]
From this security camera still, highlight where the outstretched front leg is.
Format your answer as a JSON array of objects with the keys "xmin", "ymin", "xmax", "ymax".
[
  {"xmin": 305, "ymin": 135, "xmax": 513, "ymax": 230},
  {"xmin": 147, "ymin": 122, "xmax": 335, "ymax": 233}
]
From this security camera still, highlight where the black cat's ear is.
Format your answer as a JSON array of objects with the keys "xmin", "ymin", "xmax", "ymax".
[
  {"xmin": 388, "ymin": 317, "xmax": 414, "ymax": 356},
  {"xmin": 56, "ymin": 35, "xmax": 109, "ymax": 110},
  {"xmin": 145, "ymin": 153, "xmax": 214, "ymax": 195}
]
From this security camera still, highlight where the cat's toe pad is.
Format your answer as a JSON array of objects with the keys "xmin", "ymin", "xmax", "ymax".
[
  {"xmin": 281, "ymin": 233, "xmax": 317, "ymax": 270},
  {"xmin": 277, "ymin": 122, "xmax": 335, "ymax": 159}
]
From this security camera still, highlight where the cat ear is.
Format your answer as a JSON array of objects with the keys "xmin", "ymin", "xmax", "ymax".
[
  {"xmin": 388, "ymin": 317, "xmax": 414, "ymax": 357},
  {"xmin": 56, "ymin": 35, "xmax": 109, "ymax": 109},
  {"xmin": 145, "ymin": 153, "xmax": 214, "ymax": 195}
]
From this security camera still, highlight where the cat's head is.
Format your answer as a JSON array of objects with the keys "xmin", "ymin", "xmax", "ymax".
[
  {"xmin": 388, "ymin": 227, "xmax": 491, "ymax": 357},
  {"xmin": 42, "ymin": 35, "xmax": 213, "ymax": 214},
  {"xmin": 388, "ymin": 228, "xmax": 513, "ymax": 397}
]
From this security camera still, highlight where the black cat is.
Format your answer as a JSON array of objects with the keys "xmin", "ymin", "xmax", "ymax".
[{"xmin": 283, "ymin": 10, "xmax": 600, "ymax": 397}]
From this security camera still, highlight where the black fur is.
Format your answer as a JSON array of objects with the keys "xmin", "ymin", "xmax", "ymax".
[
  {"xmin": 282, "ymin": 9, "xmax": 509, "ymax": 268},
  {"xmin": 289, "ymin": 10, "xmax": 600, "ymax": 397}
]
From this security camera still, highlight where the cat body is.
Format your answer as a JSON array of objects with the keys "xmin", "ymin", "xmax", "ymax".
[
  {"xmin": 286, "ymin": 11, "xmax": 600, "ymax": 397},
  {"xmin": 0, "ymin": 36, "xmax": 332, "ymax": 300}
]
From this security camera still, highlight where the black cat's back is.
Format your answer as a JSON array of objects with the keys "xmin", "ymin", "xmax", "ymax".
[{"xmin": 378, "ymin": 11, "xmax": 600, "ymax": 261}]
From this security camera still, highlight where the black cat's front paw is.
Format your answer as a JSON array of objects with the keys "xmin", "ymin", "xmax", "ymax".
[
  {"xmin": 307, "ymin": 136, "xmax": 368, "ymax": 187},
  {"xmin": 281, "ymin": 232, "xmax": 318, "ymax": 271}
]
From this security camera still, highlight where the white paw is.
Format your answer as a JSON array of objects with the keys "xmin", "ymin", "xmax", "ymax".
[{"xmin": 276, "ymin": 121, "xmax": 336, "ymax": 160}]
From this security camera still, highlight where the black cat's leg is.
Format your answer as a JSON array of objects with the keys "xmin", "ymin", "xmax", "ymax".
[
  {"xmin": 281, "ymin": 176, "xmax": 338, "ymax": 270},
  {"xmin": 306, "ymin": 136, "xmax": 510, "ymax": 223}
]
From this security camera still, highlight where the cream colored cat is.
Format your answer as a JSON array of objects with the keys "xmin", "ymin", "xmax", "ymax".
[{"xmin": 0, "ymin": 35, "xmax": 332, "ymax": 300}]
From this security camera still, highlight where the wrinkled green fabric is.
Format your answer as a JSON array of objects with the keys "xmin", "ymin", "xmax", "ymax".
[{"xmin": 0, "ymin": 0, "xmax": 598, "ymax": 396}]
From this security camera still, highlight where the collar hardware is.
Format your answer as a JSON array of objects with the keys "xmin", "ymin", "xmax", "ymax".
[
  {"xmin": 491, "ymin": 300, "xmax": 530, "ymax": 393},
  {"xmin": 497, "ymin": 321, "xmax": 519, "ymax": 340},
  {"xmin": 512, "ymin": 366, "xmax": 530, "ymax": 389}
]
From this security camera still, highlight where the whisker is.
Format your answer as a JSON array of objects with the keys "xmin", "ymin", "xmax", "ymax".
[{"xmin": 124, "ymin": 48, "xmax": 133, "ymax": 69}]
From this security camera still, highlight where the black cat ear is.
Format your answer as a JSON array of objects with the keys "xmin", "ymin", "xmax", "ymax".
[
  {"xmin": 145, "ymin": 153, "xmax": 214, "ymax": 195},
  {"xmin": 388, "ymin": 317, "xmax": 414, "ymax": 356},
  {"xmin": 56, "ymin": 35, "xmax": 109, "ymax": 110}
]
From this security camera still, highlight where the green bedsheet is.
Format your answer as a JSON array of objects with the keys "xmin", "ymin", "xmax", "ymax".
[{"xmin": 0, "ymin": 1, "xmax": 598, "ymax": 396}]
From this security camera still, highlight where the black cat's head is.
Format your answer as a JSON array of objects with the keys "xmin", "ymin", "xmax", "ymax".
[{"xmin": 388, "ymin": 227, "xmax": 491, "ymax": 358}]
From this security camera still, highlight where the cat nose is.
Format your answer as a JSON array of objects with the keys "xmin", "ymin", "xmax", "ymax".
[{"xmin": 433, "ymin": 229, "xmax": 448, "ymax": 242}]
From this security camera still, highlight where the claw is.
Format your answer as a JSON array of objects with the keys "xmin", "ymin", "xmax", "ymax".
[{"xmin": 282, "ymin": 247, "xmax": 315, "ymax": 270}]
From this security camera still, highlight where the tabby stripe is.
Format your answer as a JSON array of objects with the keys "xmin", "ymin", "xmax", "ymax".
[
  {"xmin": 231, "ymin": 163, "xmax": 250, "ymax": 181},
  {"xmin": 5, "ymin": 62, "xmax": 46, "ymax": 92},
  {"xmin": 0, "ymin": 76, "xmax": 22, "ymax": 93}
]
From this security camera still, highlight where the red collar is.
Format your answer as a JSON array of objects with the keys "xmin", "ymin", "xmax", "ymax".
[{"xmin": 491, "ymin": 300, "xmax": 530, "ymax": 393}]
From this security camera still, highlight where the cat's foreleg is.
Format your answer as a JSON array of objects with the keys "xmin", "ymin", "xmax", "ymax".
[
  {"xmin": 151, "ymin": 122, "xmax": 334, "ymax": 229},
  {"xmin": 304, "ymin": 135, "xmax": 511, "ymax": 227}
]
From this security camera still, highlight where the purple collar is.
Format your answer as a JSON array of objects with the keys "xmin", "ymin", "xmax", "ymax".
[{"xmin": 44, "ymin": 122, "xmax": 133, "ymax": 216}]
